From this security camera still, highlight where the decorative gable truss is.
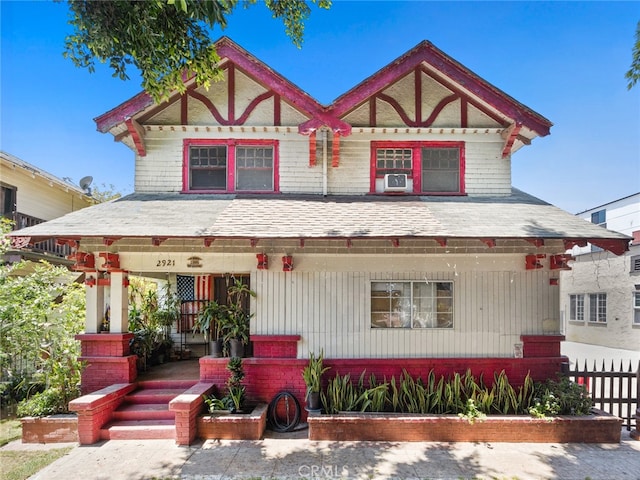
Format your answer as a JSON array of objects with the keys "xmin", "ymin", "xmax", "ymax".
[{"xmin": 95, "ymin": 38, "xmax": 551, "ymax": 171}]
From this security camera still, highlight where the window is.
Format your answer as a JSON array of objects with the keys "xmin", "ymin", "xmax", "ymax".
[
  {"xmin": 1, "ymin": 184, "xmax": 16, "ymax": 218},
  {"xmin": 588, "ymin": 293, "xmax": 607, "ymax": 323},
  {"xmin": 569, "ymin": 294, "xmax": 584, "ymax": 322},
  {"xmin": 370, "ymin": 281, "xmax": 453, "ymax": 329},
  {"xmin": 370, "ymin": 142, "xmax": 464, "ymax": 194},
  {"xmin": 634, "ymin": 292, "xmax": 640, "ymax": 325},
  {"xmin": 184, "ymin": 139, "xmax": 278, "ymax": 193},
  {"xmin": 631, "ymin": 256, "xmax": 640, "ymax": 274},
  {"xmin": 591, "ymin": 209, "xmax": 606, "ymax": 227}
]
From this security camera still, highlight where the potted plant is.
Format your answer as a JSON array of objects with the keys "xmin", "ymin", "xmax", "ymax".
[
  {"xmin": 302, "ymin": 350, "xmax": 330, "ymax": 411},
  {"xmin": 220, "ymin": 278, "xmax": 256, "ymax": 358},
  {"xmin": 194, "ymin": 300, "xmax": 226, "ymax": 357}
]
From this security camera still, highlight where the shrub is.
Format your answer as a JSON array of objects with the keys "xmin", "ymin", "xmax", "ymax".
[
  {"xmin": 17, "ymin": 389, "xmax": 67, "ymax": 417},
  {"xmin": 529, "ymin": 376, "xmax": 592, "ymax": 417}
]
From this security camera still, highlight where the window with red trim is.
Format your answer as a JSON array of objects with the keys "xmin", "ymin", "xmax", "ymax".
[
  {"xmin": 184, "ymin": 139, "xmax": 279, "ymax": 193},
  {"xmin": 371, "ymin": 141, "xmax": 465, "ymax": 194}
]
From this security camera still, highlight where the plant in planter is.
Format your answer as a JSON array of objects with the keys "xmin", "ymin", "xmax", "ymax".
[
  {"xmin": 219, "ymin": 278, "xmax": 256, "ymax": 358},
  {"xmin": 302, "ymin": 350, "xmax": 330, "ymax": 411},
  {"xmin": 203, "ymin": 357, "xmax": 247, "ymax": 413},
  {"xmin": 194, "ymin": 300, "xmax": 226, "ymax": 356}
]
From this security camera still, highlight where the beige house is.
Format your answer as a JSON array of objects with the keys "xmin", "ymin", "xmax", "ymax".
[
  {"xmin": 10, "ymin": 38, "xmax": 631, "ymax": 399},
  {"xmin": 2, "ymin": 151, "xmax": 94, "ymax": 264}
]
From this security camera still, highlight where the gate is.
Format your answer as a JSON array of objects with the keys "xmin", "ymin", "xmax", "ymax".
[{"xmin": 565, "ymin": 360, "xmax": 639, "ymax": 430}]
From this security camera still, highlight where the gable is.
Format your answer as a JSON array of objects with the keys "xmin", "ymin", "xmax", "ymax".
[{"xmin": 96, "ymin": 38, "xmax": 551, "ymax": 158}]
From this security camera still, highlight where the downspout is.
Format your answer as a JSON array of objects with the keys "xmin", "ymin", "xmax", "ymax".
[{"xmin": 322, "ymin": 128, "xmax": 328, "ymax": 197}]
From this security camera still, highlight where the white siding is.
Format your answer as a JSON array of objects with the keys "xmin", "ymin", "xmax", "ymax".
[{"xmin": 253, "ymin": 254, "xmax": 559, "ymax": 358}]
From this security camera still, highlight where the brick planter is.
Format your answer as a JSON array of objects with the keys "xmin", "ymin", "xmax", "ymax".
[
  {"xmin": 21, "ymin": 414, "xmax": 78, "ymax": 444},
  {"xmin": 308, "ymin": 409, "xmax": 622, "ymax": 443},
  {"xmin": 197, "ymin": 403, "xmax": 267, "ymax": 440}
]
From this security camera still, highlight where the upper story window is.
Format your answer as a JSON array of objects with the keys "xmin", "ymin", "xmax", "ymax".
[
  {"xmin": 1, "ymin": 183, "xmax": 17, "ymax": 218},
  {"xmin": 370, "ymin": 141, "xmax": 465, "ymax": 195},
  {"xmin": 184, "ymin": 139, "xmax": 279, "ymax": 193},
  {"xmin": 634, "ymin": 291, "xmax": 640, "ymax": 325},
  {"xmin": 591, "ymin": 209, "xmax": 606, "ymax": 227},
  {"xmin": 569, "ymin": 294, "xmax": 585, "ymax": 322}
]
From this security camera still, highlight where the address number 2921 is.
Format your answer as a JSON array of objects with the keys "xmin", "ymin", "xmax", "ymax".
[{"xmin": 156, "ymin": 259, "xmax": 176, "ymax": 267}]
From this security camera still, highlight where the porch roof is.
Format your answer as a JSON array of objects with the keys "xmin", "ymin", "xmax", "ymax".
[{"xmin": 9, "ymin": 189, "xmax": 630, "ymax": 254}]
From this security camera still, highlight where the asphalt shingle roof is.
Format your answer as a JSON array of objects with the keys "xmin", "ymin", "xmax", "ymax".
[{"xmin": 11, "ymin": 189, "xmax": 629, "ymax": 244}]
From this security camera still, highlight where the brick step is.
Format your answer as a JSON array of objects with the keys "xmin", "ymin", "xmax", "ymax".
[
  {"xmin": 112, "ymin": 403, "xmax": 175, "ymax": 421},
  {"xmin": 125, "ymin": 388, "xmax": 186, "ymax": 404},
  {"xmin": 137, "ymin": 380, "xmax": 197, "ymax": 390},
  {"xmin": 100, "ymin": 420, "xmax": 175, "ymax": 440}
]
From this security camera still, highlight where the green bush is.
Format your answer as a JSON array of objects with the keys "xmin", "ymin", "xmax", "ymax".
[
  {"xmin": 17, "ymin": 388, "xmax": 67, "ymax": 417},
  {"xmin": 529, "ymin": 376, "xmax": 592, "ymax": 417}
]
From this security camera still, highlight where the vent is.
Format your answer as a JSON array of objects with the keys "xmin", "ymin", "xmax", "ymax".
[
  {"xmin": 632, "ymin": 255, "xmax": 640, "ymax": 273},
  {"xmin": 384, "ymin": 174, "xmax": 408, "ymax": 192}
]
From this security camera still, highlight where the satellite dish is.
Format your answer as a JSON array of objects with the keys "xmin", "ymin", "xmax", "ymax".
[{"xmin": 79, "ymin": 176, "xmax": 93, "ymax": 195}]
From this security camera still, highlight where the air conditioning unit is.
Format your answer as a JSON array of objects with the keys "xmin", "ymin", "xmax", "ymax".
[{"xmin": 384, "ymin": 173, "xmax": 408, "ymax": 192}]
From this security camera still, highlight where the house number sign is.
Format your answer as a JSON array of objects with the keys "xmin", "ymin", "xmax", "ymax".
[{"xmin": 156, "ymin": 259, "xmax": 176, "ymax": 267}]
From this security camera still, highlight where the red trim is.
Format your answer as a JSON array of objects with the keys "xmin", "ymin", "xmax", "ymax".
[
  {"xmin": 183, "ymin": 138, "xmax": 279, "ymax": 193},
  {"xmin": 526, "ymin": 238, "xmax": 545, "ymax": 248},
  {"xmin": 309, "ymin": 131, "xmax": 317, "ymax": 167},
  {"xmin": 460, "ymin": 97, "xmax": 468, "ymax": 128},
  {"xmin": 589, "ymin": 239, "xmax": 629, "ymax": 256},
  {"xmin": 370, "ymin": 140, "xmax": 465, "ymax": 194},
  {"xmin": 273, "ymin": 94, "xmax": 281, "ymax": 126},
  {"xmin": 332, "ymin": 132, "xmax": 340, "ymax": 168},
  {"xmin": 188, "ymin": 90, "xmax": 227, "ymax": 124},
  {"xmin": 331, "ymin": 40, "xmax": 552, "ymax": 136},
  {"xmin": 369, "ymin": 98, "xmax": 376, "ymax": 127},
  {"xmin": 414, "ymin": 68, "xmax": 421, "ymax": 124},
  {"xmin": 181, "ymin": 95, "xmax": 188, "ymax": 125},
  {"xmin": 124, "ymin": 118, "xmax": 146, "ymax": 157},
  {"xmin": 228, "ymin": 63, "xmax": 235, "ymax": 124},
  {"xmin": 502, "ymin": 123, "xmax": 522, "ymax": 158},
  {"xmin": 236, "ymin": 91, "xmax": 275, "ymax": 124}
]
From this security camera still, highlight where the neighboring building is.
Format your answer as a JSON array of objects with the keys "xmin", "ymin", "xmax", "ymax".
[
  {"xmin": 10, "ymin": 38, "xmax": 630, "ymax": 400},
  {"xmin": 1, "ymin": 151, "xmax": 94, "ymax": 264},
  {"xmin": 561, "ymin": 193, "xmax": 640, "ymax": 351}
]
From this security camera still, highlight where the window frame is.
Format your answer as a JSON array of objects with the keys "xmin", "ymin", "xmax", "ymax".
[
  {"xmin": 183, "ymin": 139, "xmax": 279, "ymax": 193},
  {"xmin": 569, "ymin": 294, "xmax": 585, "ymax": 322},
  {"xmin": 370, "ymin": 280, "xmax": 454, "ymax": 329},
  {"xmin": 370, "ymin": 141, "xmax": 465, "ymax": 195},
  {"xmin": 634, "ymin": 291, "xmax": 640, "ymax": 326},
  {"xmin": 587, "ymin": 293, "xmax": 607, "ymax": 324}
]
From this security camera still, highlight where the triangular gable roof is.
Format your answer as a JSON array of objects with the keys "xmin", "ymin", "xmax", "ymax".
[
  {"xmin": 94, "ymin": 37, "xmax": 350, "ymax": 135},
  {"xmin": 303, "ymin": 40, "xmax": 552, "ymax": 138}
]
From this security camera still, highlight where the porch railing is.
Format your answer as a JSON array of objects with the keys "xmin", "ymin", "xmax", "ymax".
[
  {"xmin": 8, "ymin": 211, "xmax": 70, "ymax": 258},
  {"xmin": 565, "ymin": 360, "xmax": 639, "ymax": 430}
]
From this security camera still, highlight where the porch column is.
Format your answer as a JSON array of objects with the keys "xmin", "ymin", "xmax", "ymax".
[
  {"xmin": 108, "ymin": 271, "xmax": 129, "ymax": 333},
  {"xmin": 84, "ymin": 271, "xmax": 104, "ymax": 334}
]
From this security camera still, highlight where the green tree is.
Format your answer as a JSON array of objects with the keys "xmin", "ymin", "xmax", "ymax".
[
  {"xmin": 90, "ymin": 183, "xmax": 122, "ymax": 203},
  {"xmin": 626, "ymin": 21, "xmax": 640, "ymax": 89},
  {"xmin": 63, "ymin": 0, "xmax": 331, "ymax": 102},
  {"xmin": 0, "ymin": 220, "xmax": 85, "ymax": 414}
]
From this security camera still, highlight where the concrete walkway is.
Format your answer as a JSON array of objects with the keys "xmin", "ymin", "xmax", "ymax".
[{"xmin": 3, "ymin": 428, "xmax": 639, "ymax": 480}]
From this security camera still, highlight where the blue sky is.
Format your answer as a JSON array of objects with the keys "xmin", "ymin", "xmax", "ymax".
[{"xmin": 1, "ymin": 1, "xmax": 638, "ymax": 213}]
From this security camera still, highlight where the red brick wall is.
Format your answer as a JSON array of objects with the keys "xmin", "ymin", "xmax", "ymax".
[
  {"xmin": 78, "ymin": 356, "xmax": 137, "ymax": 395},
  {"xmin": 21, "ymin": 416, "xmax": 78, "ymax": 443},
  {"xmin": 308, "ymin": 410, "xmax": 622, "ymax": 443},
  {"xmin": 251, "ymin": 335, "xmax": 300, "ymax": 358},
  {"xmin": 200, "ymin": 355, "xmax": 568, "ymax": 421}
]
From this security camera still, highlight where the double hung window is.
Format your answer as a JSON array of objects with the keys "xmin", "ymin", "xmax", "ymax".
[
  {"xmin": 185, "ymin": 139, "xmax": 278, "ymax": 193},
  {"xmin": 569, "ymin": 294, "xmax": 585, "ymax": 322},
  {"xmin": 588, "ymin": 293, "xmax": 607, "ymax": 323},
  {"xmin": 371, "ymin": 281, "xmax": 453, "ymax": 329},
  {"xmin": 371, "ymin": 141, "xmax": 464, "ymax": 194}
]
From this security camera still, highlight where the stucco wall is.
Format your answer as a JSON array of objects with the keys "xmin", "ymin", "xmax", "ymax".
[{"xmin": 560, "ymin": 245, "xmax": 640, "ymax": 350}]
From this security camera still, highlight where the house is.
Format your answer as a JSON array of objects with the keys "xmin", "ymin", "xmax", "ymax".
[
  {"xmin": 1, "ymin": 151, "xmax": 94, "ymax": 265},
  {"xmin": 561, "ymin": 193, "xmax": 640, "ymax": 351},
  {"xmin": 9, "ymin": 38, "xmax": 631, "ymax": 405}
]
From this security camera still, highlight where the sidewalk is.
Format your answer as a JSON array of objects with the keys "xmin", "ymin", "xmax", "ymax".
[{"xmin": 3, "ymin": 428, "xmax": 639, "ymax": 480}]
